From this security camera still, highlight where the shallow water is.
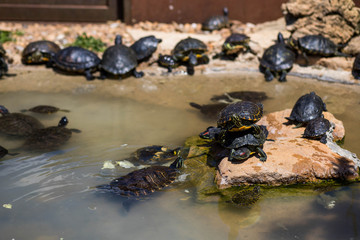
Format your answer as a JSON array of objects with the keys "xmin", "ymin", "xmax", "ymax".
[{"xmin": 0, "ymin": 73, "xmax": 360, "ymax": 240}]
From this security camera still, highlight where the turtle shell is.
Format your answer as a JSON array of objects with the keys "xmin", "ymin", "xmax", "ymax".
[
  {"xmin": 217, "ymin": 101, "xmax": 263, "ymax": 130},
  {"xmin": 286, "ymin": 92, "xmax": 327, "ymax": 124},
  {"xmin": 22, "ymin": 105, "xmax": 69, "ymax": 114},
  {"xmin": 202, "ymin": 7, "xmax": 229, "ymax": 31},
  {"xmin": 127, "ymin": 145, "xmax": 179, "ymax": 165},
  {"xmin": 22, "ymin": 40, "xmax": 60, "ymax": 64},
  {"xmin": 231, "ymin": 186, "xmax": 261, "ymax": 207},
  {"xmin": 352, "ymin": 53, "xmax": 360, "ymax": 80},
  {"xmin": 303, "ymin": 117, "xmax": 330, "ymax": 141},
  {"xmin": 130, "ymin": 35, "xmax": 162, "ymax": 62},
  {"xmin": 54, "ymin": 46, "xmax": 100, "ymax": 73},
  {"xmin": 100, "ymin": 44, "xmax": 138, "ymax": 75},
  {"xmin": 297, "ymin": 35, "xmax": 337, "ymax": 56},
  {"xmin": 221, "ymin": 125, "xmax": 268, "ymax": 149},
  {"xmin": 172, "ymin": 37, "xmax": 207, "ymax": 62}
]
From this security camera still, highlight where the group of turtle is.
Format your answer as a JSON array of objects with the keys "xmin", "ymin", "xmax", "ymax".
[{"xmin": 0, "ymin": 104, "xmax": 80, "ymax": 159}]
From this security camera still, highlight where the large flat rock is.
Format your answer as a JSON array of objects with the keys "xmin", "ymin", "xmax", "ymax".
[{"xmin": 216, "ymin": 109, "xmax": 359, "ymax": 188}]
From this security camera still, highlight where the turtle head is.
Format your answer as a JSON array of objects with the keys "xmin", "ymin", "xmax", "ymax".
[
  {"xmin": 0, "ymin": 105, "xmax": 9, "ymax": 115},
  {"xmin": 277, "ymin": 32, "xmax": 285, "ymax": 43},
  {"xmin": 58, "ymin": 116, "xmax": 69, "ymax": 127},
  {"xmin": 230, "ymin": 147, "xmax": 251, "ymax": 161},
  {"xmin": 114, "ymin": 35, "xmax": 122, "ymax": 45},
  {"xmin": 223, "ymin": 7, "xmax": 229, "ymax": 17}
]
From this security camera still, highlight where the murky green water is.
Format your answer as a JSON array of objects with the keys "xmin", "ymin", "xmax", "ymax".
[{"xmin": 0, "ymin": 73, "xmax": 360, "ymax": 240}]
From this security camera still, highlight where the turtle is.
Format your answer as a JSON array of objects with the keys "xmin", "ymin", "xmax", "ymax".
[
  {"xmin": 155, "ymin": 54, "xmax": 179, "ymax": 73},
  {"xmin": 230, "ymin": 186, "xmax": 261, "ymax": 207},
  {"xmin": 199, "ymin": 126, "xmax": 223, "ymax": 140},
  {"xmin": 0, "ymin": 44, "xmax": 10, "ymax": 78},
  {"xmin": 352, "ymin": 53, "xmax": 360, "ymax": 80},
  {"xmin": 21, "ymin": 40, "xmax": 61, "ymax": 66},
  {"xmin": 53, "ymin": 46, "xmax": 100, "ymax": 80},
  {"xmin": 217, "ymin": 101, "xmax": 263, "ymax": 134},
  {"xmin": 285, "ymin": 91, "xmax": 327, "ymax": 128},
  {"xmin": 259, "ymin": 32, "xmax": 296, "ymax": 82},
  {"xmin": 130, "ymin": 35, "xmax": 162, "ymax": 63},
  {"xmin": 126, "ymin": 145, "xmax": 180, "ymax": 166},
  {"xmin": 214, "ymin": 33, "xmax": 256, "ymax": 60},
  {"xmin": 202, "ymin": 7, "xmax": 230, "ymax": 31},
  {"xmin": 0, "ymin": 105, "xmax": 44, "ymax": 136},
  {"xmin": 99, "ymin": 35, "xmax": 144, "ymax": 80},
  {"xmin": 22, "ymin": 116, "xmax": 80, "ymax": 150},
  {"xmin": 289, "ymin": 34, "xmax": 348, "ymax": 65},
  {"xmin": 189, "ymin": 102, "xmax": 228, "ymax": 121},
  {"xmin": 21, "ymin": 105, "xmax": 70, "ymax": 114},
  {"xmin": 172, "ymin": 37, "xmax": 209, "ymax": 75},
  {"xmin": 97, "ymin": 156, "xmax": 183, "ymax": 197},
  {"xmin": 302, "ymin": 117, "xmax": 331, "ymax": 144}
]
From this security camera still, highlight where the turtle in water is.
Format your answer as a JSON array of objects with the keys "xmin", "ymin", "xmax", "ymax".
[
  {"xmin": 125, "ymin": 145, "xmax": 180, "ymax": 166},
  {"xmin": 53, "ymin": 46, "xmax": 101, "ymax": 80},
  {"xmin": 289, "ymin": 34, "xmax": 348, "ymax": 65},
  {"xmin": 154, "ymin": 54, "xmax": 179, "ymax": 73},
  {"xmin": 352, "ymin": 53, "xmax": 360, "ymax": 80},
  {"xmin": 230, "ymin": 186, "xmax": 261, "ymax": 207},
  {"xmin": 259, "ymin": 32, "xmax": 296, "ymax": 82},
  {"xmin": 97, "ymin": 156, "xmax": 183, "ymax": 197},
  {"xmin": 0, "ymin": 105, "xmax": 44, "ymax": 136},
  {"xmin": 189, "ymin": 102, "xmax": 229, "ymax": 121},
  {"xmin": 172, "ymin": 37, "xmax": 209, "ymax": 75},
  {"xmin": 202, "ymin": 7, "xmax": 230, "ymax": 31},
  {"xmin": 21, "ymin": 105, "xmax": 70, "ymax": 114},
  {"xmin": 99, "ymin": 35, "xmax": 144, "ymax": 80},
  {"xmin": 217, "ymin": 101, "xmax": 263, "ymax": 134},
  {"xmin": 302, "ymin": 117, "xmax": 331, "ymax": 144},
  {"xmin": 130, "ymin": 35, "xmax": 162, "ymax": 63},
  {"xmin": 22, "ymin": 116, "xmax": 80, "ymax": 150},
  {"xmin": 285, "ymin": 91, "xmax": 327, "ymax": 128},
  {"xmin": 21, "ymin": 40, "xmax": 61, "ymax": 66},
  {"xmin": 214, "ymin": 33, "xmax": 255, "ymax": 60}
]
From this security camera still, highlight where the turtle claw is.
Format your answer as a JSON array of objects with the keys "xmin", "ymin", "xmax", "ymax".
[
  {"xmin": 264, "ymin": 68, "xmax": 274, "ymax": 81},
  {"xmin": 133, "ymin": 69, "xmax": 144, "ymax": 78}
]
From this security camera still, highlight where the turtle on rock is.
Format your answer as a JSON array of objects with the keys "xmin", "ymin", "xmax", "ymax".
[
  {"xmin": 99, "ymin": 35, "xmax": 144, "ymax": 80},
  {"xmin": 302, "ymin": 117, "xmax": 331, "ymax": 144},
  {"xmin": 22, "ymin": 40, "xmax": 61, "ymax": 66},
  {"xmin": 214, "ymin": 33, "xmax": 256, "ymax": 60},
  {"xmin": 130, "ymin": 35, "xmax": 162, "ymax": 63},
  {"xmin": 155, "ymin": 54, "xmax": 179, "ymax": 73},
  {"xmin": 202, "ymin": 7, "xmax": 230, "ymax": 31}
]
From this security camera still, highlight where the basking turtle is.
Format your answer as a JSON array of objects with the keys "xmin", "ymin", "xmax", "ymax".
[
  {"xmin": 0, "ymin": 105, "xmax": 44, "ymax": 136},
  {"xmin": 217, "ymin": 101, "xmax": 263, "ymax": 133},
  {"xmin": 289, "ymin": 35, "xmax": 348, "ymax": 65},
  {"xmin": 202, "ymin": 7, "xmax": 230, "ymax": 31},
  {"xmin": 21, "ymin": 105, "xmax": 70, "ymax": 114},
  {"xmin": 130, "ymin": 35, "xmax": 162, "ymax": 63},
  {"xmin": 230, "ymin": 186, "xmax": 261, "ymax": 207},
  {"xmin": 286, "ymin": 91, "xmax": 327, "ymax": 128},
  {"xmin": 303, "ymin": 117, "xmax": 331, "ymax": 144},
  {"xmin": 97, "ymin": 157, "xmax": 183, "ymax": 197},
  {"xmin": 53, "ymin": 46, "xmax": 100, "ymax": 80},
  {"xmin": 260, "ymin": 32, "xmax": 296, "ymax": 82},
  {"xmin": 21, "ymin": 40, "xmax": 61, "ymax": 65},
  {"xmin": 214, "ymin": 33, "xmax": 255, "ymax": 60},
  {"xmin": 126, "ymin": 145, "xmax": 180, "ymax": 166},
  {"xmin": 172, "ymin": 37, "xmax": 209, "ymax": 75},
  {"xmin": 155, "ymin": 54, "xmax": 179, "ymax": 73},
  {"xmin": 352, "ymin": 53, "xmax": 360, "ymax": 80},
  {"xmin": 22, "ymin": 116, "xmax": 80, "ymax": 150},
  {"xmin": 99, "ymin": 35, "xmax": 144, "ymax": 79}
]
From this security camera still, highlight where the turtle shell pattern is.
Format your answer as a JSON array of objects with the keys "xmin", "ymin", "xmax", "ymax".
[
  {"xmin": 298, "ymin": 35, "xmax": 338, "ymax": 56},
  {"xmin": 303, "ymin": 117, "xmax": 331, "ymax": 139},
  {"xmin": 287, "ymin": 92, "xmax": 327, "ymax": 123},
  {"xmin": 260, "ymin": 39, "xmax": 295, "ymax": 72},
  {"xmin": 0, "ymin": 113, "xmax": 44, "ymax": 136},
  {"xmin": 100, "ymin": 44, "xmax": 138, "ymax": 75},
  {"xmin": 54, "ymin": 46, "xmax": 100, "ymax": 73},
  {"xmin": 130, "ymin": 35, "xmax": 162, "ymax": 61},
  {"xmin": 172, "ymin": 37, "xmax": 207, "ymax": 62},
  {"xmin": 22, "ymin": 40, "xmax": 60, "ymax": 64},
  {"xmin": 23, "ymin": 126, "xmax": 72, "ymax": 150}
]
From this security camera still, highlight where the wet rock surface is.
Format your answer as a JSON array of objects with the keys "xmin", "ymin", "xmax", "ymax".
[{"xmin": 216, "ymin": 109, "xmax": 360, "ymax": 188}]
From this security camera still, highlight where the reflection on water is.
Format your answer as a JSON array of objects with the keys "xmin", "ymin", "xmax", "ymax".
[{"xmin": 0, "ymin": 74, "xmax": 360, "ymax": 240}]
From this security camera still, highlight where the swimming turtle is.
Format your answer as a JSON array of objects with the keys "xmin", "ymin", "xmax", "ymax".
[
  {"xmin": 211, "ymin": 91, "xmax": 268, "ymax": 104},
  {"xmin": 202, "ymin": 7, "xmax": 230, "ymax": 31},
  {"xmin": 289, "ymin": 34, "xmax": 348, "ymax": 65},
  {"xmin": 302, "ymin": 117, "xmax": 331, "ymax": 144},
  {"xmin": 230, "ymin": 186, "xmax": 261, "ymax": 207},
  {"xmin": 189, "ymin": 102, "xmax": 228, "ymax": 121},
  {"xmin": 126, "ymin": 145, "xmax": 180, "ymax": 166},
  {"xmin": 0, "ymin": 105, "xmax": 44, "ymax": 136},
  {"xmin": 21, "ymin": 40, "xmax": 61, "ymax": 65},
  {"xmin": 352, "ymin": 53, "xmax": 360, "ymax": 80},
  {"xmin": 172, "ymin": 37, "xmax": 209, "ymax": 75},
  {"xmin": 98, "ymin": 156, "xmax": 183, "ymax": 197},
  {"xmin": 99, "ymin": 35, "xmax": 144, "ymax": 79},
  {"xmin": 214, "ymin": 33, "xmax": 255, "ymax": 60},
  {"xmin": 217, "ymin": 101, "xmax": 263, "ymax": 133},
  {"xmin": 259, "ymin": 32, "xmax": 296, "ymax": 82},
  {"xmin": 21, "ymin": 105, "xmax": 70, "ymax": 114},
  {"xmin": 285, "ymin": 91, "xmax": 327, "ymax": 128},
  {"xmin": 155, "ymin": 54, "xmax": 179, "ymax": 73},
  {"xmin": 22, "ymin": 116, "xmax": 80, "ymax": 150},
  {"xmin": 130, "ymin": 35, "xmax": 162, "ymax": 63},
  {"xmin": 53, "ymin": 46, "xmax": 100, "ymax": 80}
]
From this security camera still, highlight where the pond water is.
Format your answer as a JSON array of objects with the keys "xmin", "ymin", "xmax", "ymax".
[{"xmin": 0, "ymin": 72, "xmax": 360, "ymax": 240}]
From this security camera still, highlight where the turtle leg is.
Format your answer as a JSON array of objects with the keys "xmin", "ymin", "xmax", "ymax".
[
  {"xmin": 264, "ymin": 68, "xmax": 274, "ymax": 81},
  {"xmin": 99, "ymin": 69, "xmax": 107, "ymax": 80},
  {"xmin": 352, "ymin": 70, "xmax": 360, "ymax": 80},
  {"xmin": 186, "ymin": 65, "xmax": 195, "ymax": 75},
  {"xmin": 84, "ymin": 69, "xmax": 95, "ymax": 81},
  {"xmin": 132, "ymin": 69, "xmax": 144, "ymax": 78},
  {"xmin": 167, "ymin": 67, "xmax": 173, "ymax": 73},
  {"xmin": 319, "ymin": 135, "xmax": 327, "ymax": 144},
  {"xmin": 278, "ymin": 70, "xmax": 288, "ymax": 82},
  {"xmin": 256, "ymin": 147, "xmax": 267, "ymax": 162},
  {"xmin": 302, "ymin": 52, "xmax": 310, "ymax": 66}
]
